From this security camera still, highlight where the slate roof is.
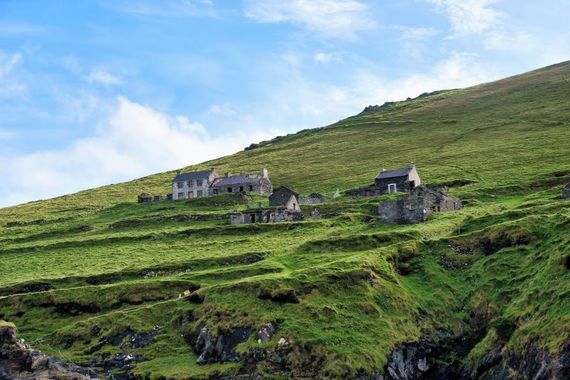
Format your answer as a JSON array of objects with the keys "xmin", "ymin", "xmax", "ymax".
[
  {"xmin": 376, "ymin": 166, "xmax": 413, "ymax": 180},
  {"xmin": 213, "ymin": 175, "xmax": 260, "ymax": 186},
  {"xmin": 269, "ymin": 186, "xmax": 299, "ymax": 206},
  {"xmin": 173, "ymin": 170, "xmax": 214, "ymax": 183}
]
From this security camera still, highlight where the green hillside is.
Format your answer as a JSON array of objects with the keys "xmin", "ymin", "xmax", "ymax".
[{"xmin": 1, "ymin": 61, "xmax": 569, "ymax": 379}]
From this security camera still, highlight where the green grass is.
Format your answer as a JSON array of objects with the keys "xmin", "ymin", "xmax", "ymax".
[{"xmin": 0, "ymin": 61, "xmax": 569, "ymax": 378}]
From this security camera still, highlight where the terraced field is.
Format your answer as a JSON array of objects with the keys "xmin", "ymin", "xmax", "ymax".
[{"xmin": 1, "ymin": 62, "xmax": 569, "ymax": 379}]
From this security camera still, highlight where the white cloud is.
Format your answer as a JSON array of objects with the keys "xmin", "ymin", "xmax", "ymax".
[
  {"xmin": 0, "ymin": 51, "xmax": 27, "ymax": 98},
  {"xmin": 86, "ymin": 69, "xmax": 122, "ymax": 86},
  {"xmin": 313, "ymin": 52, "xmax": 344, "ymax": 64},
  {"xmin": 0, "ymin": 52, "xmax": 22, "ymax": 78},
  {"xmin": 243, "ymin": 0, "xmax": 375, "ymax": 38},
  {"xmin": 0, "ymin": 97, "xmax": 282, "ymax": 207},
  {"xmin": 426, "ymin": 0, "xmax": 501, "ymax": 35}
]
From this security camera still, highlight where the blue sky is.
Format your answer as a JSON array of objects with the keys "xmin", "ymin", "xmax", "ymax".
[{"xmin": 1, "ymin": 0, "xmax": 569, "ymax": 206}]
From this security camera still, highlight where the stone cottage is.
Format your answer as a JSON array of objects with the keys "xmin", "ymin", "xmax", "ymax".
[
  {"xmin": 269, "ymin": 186, "xmax": 301, "ymax": 211},
  {"xmin": 378, "ymin": 186, "xmax": 461, "ymax": 224},
  {"xmin": 346, "ymin": 164, "xmax": 422, "ymax": 196},
  {"xmin": 172, "ymin": 169, "xmax": 218, "ymax": 200},
  {"xmin": 171, "ymin": 168, "xmax": 272, "ymax": 200},
  {"xmin": 211, "ymin": 168, "xmax": 273, "ymax": 196},
  {"xmin": 375, "ymin": 165, "xmax": 421, "ymax": 194}
]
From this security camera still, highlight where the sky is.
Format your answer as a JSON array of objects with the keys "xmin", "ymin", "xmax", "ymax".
[{"xmin": 0, "ymin": 0, "xmax": 569, "ymax": 207}]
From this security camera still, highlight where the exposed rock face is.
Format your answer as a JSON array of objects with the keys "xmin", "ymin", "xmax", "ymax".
[
  {"xmin": 187, "ymin": 325, "xmax": 252, "ymax": 364},
  {"xmin": 465, "ymin": 339, "xmax": 570, "ymax": 380},
  {"xmin": 0, "ymin": 323, "xmax": 96, "ymax": 379},
  {"xmin": 378, "ymin": 337, "xmax": 570, "ymax": 380}
]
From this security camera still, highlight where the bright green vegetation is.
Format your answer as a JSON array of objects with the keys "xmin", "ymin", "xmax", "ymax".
[{"xmin": 0, "ymin": 62, "xmax": 569, "ymax": 379}]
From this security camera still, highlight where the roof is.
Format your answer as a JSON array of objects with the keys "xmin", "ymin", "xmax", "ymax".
[
  {"xmin": 269, "ymin": 186, "xmax": 299, "ymax": 206},
  {"xmin": 271, "ymin": 186, "xmax": 299, "ymax": 197},
  {"xmin": 173, "ymin": 169, "xmax": 214, "ymax": 182},
  {"xmin": 376, "ymin": 166, "xmax": 414, "ymax": 180},
  {"xmin": 213, "ymin": 175, "xmax": 260, "ymax": 186}
]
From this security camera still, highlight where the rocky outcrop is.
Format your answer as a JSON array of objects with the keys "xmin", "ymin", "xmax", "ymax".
[
  {"xmin": 186, "ymin": 325, "xmax": 252, "ymax": 364},
  {"xmin": 0, "ymin": 322, "xmax": 96, "ymax": 379},
  {"xmin": 465, "ymin": 339, "xmax": 570, "ymax": 380}
]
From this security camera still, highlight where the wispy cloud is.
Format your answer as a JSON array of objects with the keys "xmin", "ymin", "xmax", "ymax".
[
  {"xmin": 0, "ymin": 21, "xmax": 47, "ymax": 36},
  {"xmin": 426, "ymin": 0, "xmax": 501, "ymax": 35},
  {"xmin": 243, "ymin": 0, "xmax": 375, "ymax": 38},
  {"xmin": 313, "ymin": 52, "xmax": 344, "ymax": 64},
  {"xmin": 104, "ymin": 0, "xmax": 217, "ymax": 17},
  {"xmin": 86, "ymin": 69, "xmax": 122, "ymax": 86},
  {"xmin": 0, "ymin": 51, "xmax": 27, "ymax": 98}
]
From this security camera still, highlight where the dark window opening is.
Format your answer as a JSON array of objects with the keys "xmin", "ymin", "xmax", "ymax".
[
  {"xmin": 240, "ymin": 186, "xmax": 244, "ymax": 192},
  {"xmin": 250, "ymin": 214, "xmax": 256, "ymax": 223},
  {"xmin": 249, "ymin": 185, "xmax": 253, "ymax": 191},
  {"xmin": 228, "ymin": 187, "xmax": 233, "ymax": 193}
]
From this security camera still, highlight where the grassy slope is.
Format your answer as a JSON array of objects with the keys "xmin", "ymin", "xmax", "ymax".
[{"xmin": 0, "ymin": 61, "xmax": 569, "ymax": 379}]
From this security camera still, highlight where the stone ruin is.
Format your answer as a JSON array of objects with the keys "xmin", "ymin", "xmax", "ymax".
[
  {"xmin": 137, "ymin": 193, "xmax": 170, "ymax": 203},
  {"xmin": 563, "ymin": 183, "xmax": 570, "ymax": 199},
  {"xmin": 378, "ymin": 186, "xmax": 462, "ymax": 224},
  {"xmin": 230, "ymin": 208, "xmax": 303, "ymax": 225}
]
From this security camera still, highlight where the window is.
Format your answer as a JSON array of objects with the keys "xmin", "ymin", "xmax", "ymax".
[
  {"xmin": 177, "ymin": 182, "xmax": 184, "ymax": 188},
  {"xmin": 188, "ymin": 192, "xmax": 194, "ymax": 198},
  {"xmin": 388, "ymin": 183, "xmax": 397, "ymax": 193},
  {"xmin": 197, "ymin": 179, "xmax": 203, "ymax": 186},
  {"xmin": 213, "ymin": 189, "xmax": 218, "ymax": 195},
  {"xmin": 197, "ymin": 190, "xmax": 203, "ymax": 197},
  {"xmin": 177, "ymin": 192, "xmax": 184, "ymax": 199},
  {"xmin": 228, "ymin": 187, "xmax": 233, "ymax": 193},
  {"xmin": 239, "ymin": 186, "xmax": 244, "ymax": 192},
  {"xmin": 249, "ymin": 185, "xmax": 253, "ymax": 191}
]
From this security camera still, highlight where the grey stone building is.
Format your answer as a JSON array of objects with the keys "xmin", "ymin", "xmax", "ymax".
[
  {"xmin": 211, "ymin": 168, "xmax": 273, "ymax": 196},
  {"xmin": 171, "ymin": 168, "xmax": 272, "ymax": 200},
  {"xmin": 269, "ymin": 186, "xmax": 301, "ymax": 211},
  {"xmin": 375, "ymin": 165, "xmax": 421, "ymax": 194},
  {"xmin": 563, "ymin": 183, "xmax": 570, "ymax": 199},
  {"xmin": 346, "ymin": 165, "xmax": 422, "ymax": 196},
  {"xmin": 172, "ymin": 169, "xmax": 218, "ymax": 200},
  {"xmin": 378, "ymin": 186, "xmax": 462, "ymax": 224}
]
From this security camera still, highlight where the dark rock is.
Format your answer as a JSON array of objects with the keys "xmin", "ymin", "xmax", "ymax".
[
  {"xmin": 255, "ymin": 323, "xmax": 276, "ymax": 343},
  {"xmin": 85, "ymin": 326, "xmax": 160, "ymax": 354},
  {"xmin": 187, "ymin": 325, "xmax": 251, "ymax": 364},
  {"xmin": 563, "ymin": 183, "xmax": 570, "ymax": 199},
  {"xmin": 257, "ymin": 288, "xmax": 300, "ymax": 304},
  {"xmin": 186, "ymin": 291, "xmax": 205, "ymax": 304},
  {"xmin": 0, "ymin": 322, "xmax": 96, "ymax": 379}
]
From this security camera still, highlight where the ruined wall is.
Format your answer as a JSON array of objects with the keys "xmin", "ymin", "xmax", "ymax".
[
  {"xmin": 375, "ymin": 176, "xmax": 415, "ymax": 194},
  {"xmin": 378, "ymin": 186, "xmax": 462, "ymax": 224},
  {"xmin": 563, "ymin": 184, "xmax": 570, "ymax": 199},
  {"xmin": 230, "ymin": 209, "xmax": 303, "ymax": 225}
]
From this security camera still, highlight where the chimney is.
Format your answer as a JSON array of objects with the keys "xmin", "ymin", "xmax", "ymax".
[
  {"xmin": 176, "ymin": 170, "xmax": 181, "ymax": 175},
  {"xmin": 224, "ymin": 172, "xmax": 230, "ymax": 178},
  {"xmin": 260, "ymin": 168, "xmax": 268, "ymax": 178},
  {"xmin": 381, "ymin": 168, "xmax": 386, "ymax": 172}
]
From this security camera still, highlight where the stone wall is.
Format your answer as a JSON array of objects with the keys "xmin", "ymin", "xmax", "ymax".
[{"xmin": 230, "ymin": 208, "xmax": 303, "ymax": 225}]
